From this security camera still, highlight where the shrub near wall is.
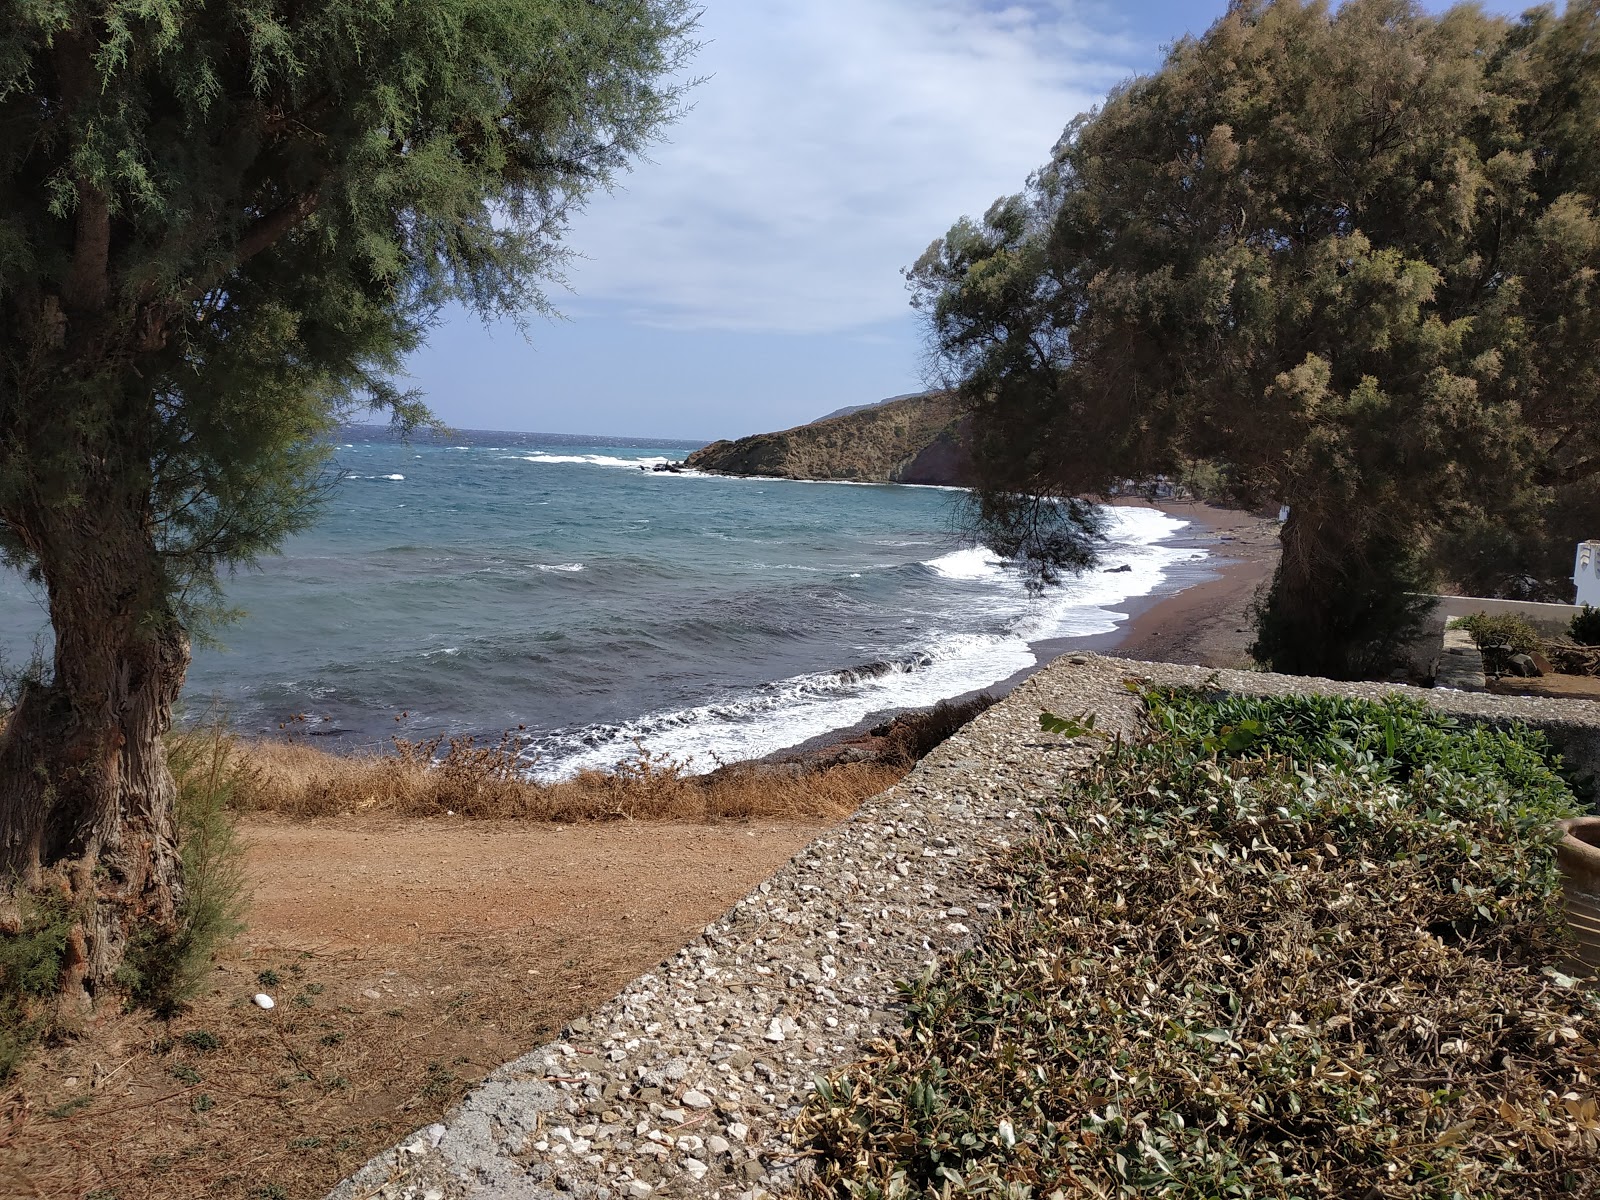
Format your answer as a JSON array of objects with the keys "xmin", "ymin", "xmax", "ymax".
[{"xmin": 798, "ymin": 692, "xmax": 1600, "ymax": 1198}]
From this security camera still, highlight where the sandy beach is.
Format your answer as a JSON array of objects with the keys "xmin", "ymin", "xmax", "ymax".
[{"xmin": 1103, "ymin": 499, "xmax": 1281, "ymax": 668}]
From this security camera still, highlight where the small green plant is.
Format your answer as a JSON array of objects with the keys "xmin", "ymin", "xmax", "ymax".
[
  {"xmin": 170, "ymin": 1063, "xmax": 201, "ymax": 1085},
  {"xmin": 117, "ymin": 725, "xmax": 248, "ymax": 1017},
  {"xmin": 192, "ymin": 1092, "xmax": 215, "ymax": 1113},
  {"xmin": 180, "ymin": 1029, "xmax": 220, "ymax": 1052},
  {"xmin": 256, "ymin": 968, "xmax": 280, "ymax": 988},
  {"xmin": 46, "ymin": 1094, "xmax": 93, "ymax": 1119},
  {"xmin": 420, "ymin": 1060, "xmax": 460, "ymax": 1103},
  {"xmin": 0, "ymin": 888, "xmax": 75, "ymax": 1081},
  {"xmin": 1038, "ymin": 710, "xmax": 1105, "ymax": 738},
  {"xmin": 1572, "ymin": 604, "xmax": 1600, "ymax": 646},
  {"xmin": 1450, "ymin": 610, "xmax": 1542, "ymax": 655}
]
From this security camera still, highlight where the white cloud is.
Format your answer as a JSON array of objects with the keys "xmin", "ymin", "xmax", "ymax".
[{"xmin": 559, "ymin": 1, "xmax": 1140, "ymax": 334}]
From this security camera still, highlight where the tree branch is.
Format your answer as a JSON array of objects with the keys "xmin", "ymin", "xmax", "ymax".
[
  {"xmin": 182, "ymin": 190, "xmax": 322, "ymax": 305},
  {"xmin": 235, "ymin": 191, "xmax": 321, "ymax": 266}
]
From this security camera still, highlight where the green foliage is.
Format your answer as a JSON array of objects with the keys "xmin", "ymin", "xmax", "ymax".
[
  {"xmin": 1252, "ymin": 533, "xmax": 1439, "ymax": 678},
  {"xmin": 1144, "ymin": 687, "xmax": 1571, "ymax": 803},
  {"xmin": 0, "ymin": 0, "xmax": 698, "ymax": 989},
  {"xmin": 1451, "ymin": 610, "xmax": 1545, "ymax": 680},
  {"xmin": 118, "ymin": 729, "xmax": 248, "ymax": 1017},
  {"xmin": 797, "ymin": 691, "xmax": 1592, "ymax": 1198},
  {"xmin": 910, "ymin": 0, "xmax": 1600, "ymax": 671},
  {"xmin": 0, "ymin": 0, "xmax": 699, "ymax": 617},
  {"xmin": 1572, "ymin": 605, "xmax": 1600, "ymax": 646},
  {"xmin": 1037, "ymin": 710, "xmax": 1112, "ymax": 741},
  {"xmin": 0, "ymin": 888, "xmax": 74, "ymax": 1081}
]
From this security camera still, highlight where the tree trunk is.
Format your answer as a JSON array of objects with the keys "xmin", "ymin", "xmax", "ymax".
[
  {"xmin": 0, "ymin": 506, "xmax": 189, "ymax": 998},
  {"xmin": 1252, "ymin": 506, "xmax": 1434, "ymax": 680}
]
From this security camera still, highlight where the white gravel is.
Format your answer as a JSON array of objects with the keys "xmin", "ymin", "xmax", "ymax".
[{"xmin": 327, "ymin": 654, "xmax": 1600, "ymax": 1200}]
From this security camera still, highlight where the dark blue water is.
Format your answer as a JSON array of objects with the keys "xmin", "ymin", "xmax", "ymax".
[{"xmin": 0, "ymin": 428, "xmax": 1205, "ymax": 776}]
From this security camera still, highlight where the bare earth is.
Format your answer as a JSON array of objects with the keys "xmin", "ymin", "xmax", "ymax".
[{"xmin": 3, "ymin": 818, "xmax": 833, "ymax": 1200}]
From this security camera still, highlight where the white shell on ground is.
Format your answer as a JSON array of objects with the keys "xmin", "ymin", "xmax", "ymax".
[{"xmin": 253, "ymin": 993, "xmax": 276, "ymax": 1010}]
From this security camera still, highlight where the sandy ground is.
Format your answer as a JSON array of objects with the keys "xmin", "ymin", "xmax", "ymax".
[
  {"xmin": 1112, "ymin": 500, "xmax": 1282, "ymax": 669},
  {"xmin": 3, "ymin": 818, "xmax": 833, "ymax": 1200}
]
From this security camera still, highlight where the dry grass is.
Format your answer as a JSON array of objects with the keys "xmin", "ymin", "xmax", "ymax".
[
  {"xmin": 220, "ymin": 731, "xmax": 904, "ymax": 822},
  {"xmin": 217, "ymin": 696, "xmax": 1003, "ymax": 823}
]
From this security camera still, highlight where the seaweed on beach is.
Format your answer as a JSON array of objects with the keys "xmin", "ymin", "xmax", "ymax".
[{"xmin": 795, "ymin": 690, "xmax": 1600, "ymax": 1198}]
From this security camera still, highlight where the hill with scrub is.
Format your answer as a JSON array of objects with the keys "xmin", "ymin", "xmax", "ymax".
[{"xmin": 684, "ymin": 391, "xmax": 972, "ymax": 485}]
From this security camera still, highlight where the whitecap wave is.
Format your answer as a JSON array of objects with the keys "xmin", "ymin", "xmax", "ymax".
[
  {"xmin": 382, "ymin": 473, "xmax": 405, "ymax": 481},
  {"xmin": 518, "ymin": 453, "xmax": 671, "ymax": 469},
  {"xmin": 924, "ymin": 547, "xmax": 1009, "ymax": 581},
  {"xmin": 526, "ymin": 505, "xmax": 1204, "ymax": 779},
  {"xmin": 533, "ymin": 562, "xmax": 584, "ymax": 573}
]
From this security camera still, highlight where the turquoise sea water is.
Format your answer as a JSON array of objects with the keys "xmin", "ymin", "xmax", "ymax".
[{"xmin": 0, "ymin": 427, "xmax": 1207, "ymax": 776}]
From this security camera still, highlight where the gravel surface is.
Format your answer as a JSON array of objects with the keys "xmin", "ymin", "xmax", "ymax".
[{"xmin": 329, "ymin": 655, "xmax": 1600, "ymax": 1200}]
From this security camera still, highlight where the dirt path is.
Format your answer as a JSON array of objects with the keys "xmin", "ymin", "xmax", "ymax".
[{"xmin": 4, "ymin": 816, "xmax": 834, "ymax": 1200}]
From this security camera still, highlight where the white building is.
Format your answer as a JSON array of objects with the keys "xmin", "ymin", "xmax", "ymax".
[{"xmin": 1577, "ymin": 541, "xmax": 1600, "ymax": 608}]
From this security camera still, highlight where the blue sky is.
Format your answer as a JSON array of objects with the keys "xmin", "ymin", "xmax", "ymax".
[{"xmin": 405, "ymin": 1, "xmax": 1549, "ymax": 442}]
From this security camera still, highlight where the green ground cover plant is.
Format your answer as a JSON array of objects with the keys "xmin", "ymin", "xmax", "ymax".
[{"xmin": 797, "ymin": 690, "xmax": 1600, "ymax": 1198}]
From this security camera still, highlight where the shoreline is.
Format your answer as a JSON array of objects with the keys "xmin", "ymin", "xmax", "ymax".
[
  {"xmin": 758, "ymin": 499, "xmax": 1281, "ymax": 767},
  {"xmin": 236, "ymin": 499, "xmax": 1282, "ymax": 777}
]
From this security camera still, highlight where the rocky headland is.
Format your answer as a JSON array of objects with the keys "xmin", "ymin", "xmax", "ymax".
[{"xmin": 682, "ymin": 391, "xmax": 971, "ymax": 486}]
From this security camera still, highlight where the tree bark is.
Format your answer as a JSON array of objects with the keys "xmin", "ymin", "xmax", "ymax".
[{"xmin": 0, "ymin": 501, "xmax": 189, "ymax": 998}]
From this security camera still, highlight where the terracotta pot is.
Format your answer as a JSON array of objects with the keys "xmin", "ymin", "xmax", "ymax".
[{"xmin": 1556, "ymin": 817, "xmax": 1600, "ymax": 973}]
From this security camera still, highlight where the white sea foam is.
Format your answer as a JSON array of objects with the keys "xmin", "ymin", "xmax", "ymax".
[
  {"xmin": 382, "ymin": 473, "xmax": 405, "ymax": 481},
  {"xmin": 518, "ymin": 453, "xmax": 671, "ymax": 469},
  {"xmin": 533, "ymin": 562, "xmax": 584, "ymax": 573},
  {"xmin": 529, "ymin": 505, "xmax": 1204, "ymax": 779},
  {"xmin": 924, "ymin": 547, "xmax": 1009, "ymax": 581}
]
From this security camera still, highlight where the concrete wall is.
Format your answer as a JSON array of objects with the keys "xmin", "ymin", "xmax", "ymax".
[{"xmin": 1424, "ymin": 595, "xmax": 1581, "ymax": 637}]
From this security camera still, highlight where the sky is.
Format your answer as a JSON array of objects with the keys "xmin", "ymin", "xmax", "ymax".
[{"xmin": 405, "ymin": 0, "xmax": 1550, "ymax": 442}]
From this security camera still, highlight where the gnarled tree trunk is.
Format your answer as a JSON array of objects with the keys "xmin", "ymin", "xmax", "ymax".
[{"xmin": 0, "ymin": 497, "xmax": 189, "ymax": 998}]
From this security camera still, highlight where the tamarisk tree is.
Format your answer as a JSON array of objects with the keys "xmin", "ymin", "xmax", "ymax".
[
  {"xmin": 910, "ymin": 0, "xmax": 1600, "ymax": 677},
  {"xmin": 0, "ymin": 0, "xmax": 697, "ymax": 994}
]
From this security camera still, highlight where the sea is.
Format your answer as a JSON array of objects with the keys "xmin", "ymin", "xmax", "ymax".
[{"xmin": 0, "ymin": 427, "xmax": 1212, "ymax": 777}]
